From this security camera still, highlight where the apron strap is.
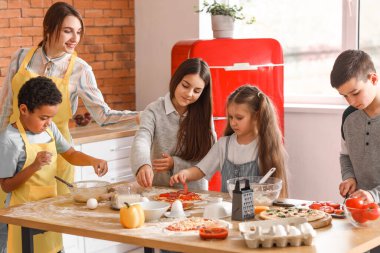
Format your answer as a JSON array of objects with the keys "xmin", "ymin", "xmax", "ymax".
[
  {"xmin": 18, "ymin": 47, "xmax": 38, "ymax": 74},
  {"xmin": 63, "ymin": 51, "xmax": 77, "ymax": 82},
  {"xmin": 15, "ymin": 119, "xmax": 30, "ymax": 148}
]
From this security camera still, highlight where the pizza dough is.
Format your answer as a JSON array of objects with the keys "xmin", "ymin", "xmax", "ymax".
[
  {"xmin": 165, "ymin": 217, "xmax": 226, "ymax": 231},
  {"xmin": 259, "ymin": 207, "xmax": 326, "ymax": 222}
]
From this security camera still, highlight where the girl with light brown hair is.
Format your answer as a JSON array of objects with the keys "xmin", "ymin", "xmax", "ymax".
[{"xmin": 170, "ymin": 84, "xmax": 288, "ymax": 198}]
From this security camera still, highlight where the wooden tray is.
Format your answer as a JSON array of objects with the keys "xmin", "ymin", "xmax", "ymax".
[{"xmin": 309, "ymin": 213, "xmax": 332, "ymax": 229}]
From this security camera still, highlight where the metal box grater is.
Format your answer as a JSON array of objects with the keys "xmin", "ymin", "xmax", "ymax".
[{"xmin": 231, "ymin": 178, "xmax": 255, "ymax": 221}]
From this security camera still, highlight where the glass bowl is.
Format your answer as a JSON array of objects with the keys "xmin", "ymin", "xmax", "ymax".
[
  {"xmin": 226, "ymin": 176, "xmax": 282, "ymax": 206},
  {"xmin": 343, "ymin": 204, "xmax": 380, "ymax": 228},
  {"xmin": 70, "ymin": 180, "xmax": 110, "ymax": 203}
]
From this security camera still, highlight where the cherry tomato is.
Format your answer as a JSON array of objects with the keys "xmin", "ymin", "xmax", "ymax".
[
  {"xmin": 351, "ymin": 209, "xmax": 368, "ymax": 223},
  {"xmin": 362, "ymin": 203, "xmax": 380, "ymax": 221},
  {"xmin": 334, "ymin": 209, "xmax": 344, "ymax": 215},
  {"xmin": 326, "ymin": 202, "xmax": 340, "ymax": 209},
  {"xmin": 319, "ymin": 205, "xmax": 335, "ymax": 214},
  {"xmin": 309, "ymin": 203, "xmax": 322, "ymax": 210},
  {"xmin": 345, "ymin": 198, "xmax": 364, "ymax": 209},
  {"xmin": 199, "ymin": 227, "xmax": 228, "ymax": 240}
]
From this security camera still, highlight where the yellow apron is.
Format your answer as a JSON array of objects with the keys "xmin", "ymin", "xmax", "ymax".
[
  {"xmin": 7, "ymin": 119, "xmax": 62, "ymax": 253},
  {"xmin": 8, "ymin": 46, "xmax": 77, "ymax": 196}
]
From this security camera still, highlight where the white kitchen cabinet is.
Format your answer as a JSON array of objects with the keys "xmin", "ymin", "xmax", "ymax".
[{"xmin": 63, "ymin": 137, "xmax": 139, "ymax": 253}]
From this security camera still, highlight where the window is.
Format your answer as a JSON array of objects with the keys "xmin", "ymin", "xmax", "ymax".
[
  {"xmin": 359, "ymin": 0, "xmax": 380, "ymax": 69},
  {"xmin": 199, "ymin": 0, "xmax": 360, "ymax": 105}
]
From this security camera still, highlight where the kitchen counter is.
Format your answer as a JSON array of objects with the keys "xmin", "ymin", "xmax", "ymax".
[
  {"xmin": 1, "ymin": 185, "xmax": 380, "ymax": 253},
  {"xmin": 70, "ymin": 121, "xmax": 138, "ymax": 145}
]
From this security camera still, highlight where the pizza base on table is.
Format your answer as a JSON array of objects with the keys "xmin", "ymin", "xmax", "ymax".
[
  {"xmin": 153, "ymin": 190, "xmax": 202, "ymax": 203},
  {"xmin": 259, "ymin": 207, "xmax": 326, "ymax": 222},
  {"xmin": 165, "ymin": 217, "xmax": 224, "ymax": 231}
]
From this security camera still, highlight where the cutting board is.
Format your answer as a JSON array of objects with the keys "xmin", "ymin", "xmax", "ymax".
[
  {"xmin": 257, "ymin": 211, "xmax": 332, "ymax": 229},
  {"xmin": 309, "ymin": 213, "xmax": 332, "ymax": 229}
]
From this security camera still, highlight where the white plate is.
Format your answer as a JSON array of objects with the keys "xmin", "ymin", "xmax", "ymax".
[{"xmin": 164, "ymin": 211, "xmax": 190, "ymax": 218}]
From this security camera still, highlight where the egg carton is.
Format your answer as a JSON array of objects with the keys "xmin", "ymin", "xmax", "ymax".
[{"xmin": 239, "ymin": 217, "xmax": 316, "ymax": 248}]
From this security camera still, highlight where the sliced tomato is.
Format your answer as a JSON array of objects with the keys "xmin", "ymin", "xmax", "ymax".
[
  {"xmin": 326, "ymin": 202, "xmax": 341, "ymax": 209},
  {"xmin": 319, "ymin": 205, "xmax": 335, "ymax": 214},
  {"xmin": 334, "ymin": 209, "xmax": 344, "ymax": 215},
  {"xmin": 309, "ymin": 203, "xmax": 322, "ymax": 210},
  {"xmin": 199, "ymin": 227, "xmax": 228, "ymax": 240},
  {"xmin": 362, "ymin": 203, "xmax": 380, "ymax": 221},
  {"xmin": 345, "ymin": 198, "xmax": 364, "ymax": 209}
]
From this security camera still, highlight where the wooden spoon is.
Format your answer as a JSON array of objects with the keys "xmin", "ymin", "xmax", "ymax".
[{"xmin": 54, "ymin": 175, "xmax": 74, "ymax": 188}]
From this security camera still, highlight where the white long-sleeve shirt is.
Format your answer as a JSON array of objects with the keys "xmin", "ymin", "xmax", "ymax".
[
  {"xmin": 0, "ymin": 47, "xmax": 137, "ymax": 132},
  {"xmin": 131, "ymin": 93, "xmax": 216, "ymax": 190}
]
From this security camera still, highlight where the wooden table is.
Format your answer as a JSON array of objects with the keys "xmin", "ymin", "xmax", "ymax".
[{"xmin": 0, "ymin": 191, "xmax": 380, "ymax": 253}]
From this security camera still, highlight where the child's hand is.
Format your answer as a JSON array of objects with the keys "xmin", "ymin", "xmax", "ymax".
[
  {"xmin": 136, "ymin": 164, "xmax": 154, "ymax": 187},
  {"xmin": 92, "ymin": 159, "xmax": 108, "ymax": 177},
  {"xmin": 350, "ymin": 189, "xmax": 375, "ymax": 203},
  {"xmin": 33, "ymin": 151, "xmax": 53, "ymax": 168},
  {"xmin": 170, "ymin": 170, "xmax": 188, "ymax": 186},
  {"xmin": 152, "ymin": 153, "xmax": 174, "ymax": 172},
  {"xmin": 339, "ymin": 178, "xmax": 357, "ymax": 197}
]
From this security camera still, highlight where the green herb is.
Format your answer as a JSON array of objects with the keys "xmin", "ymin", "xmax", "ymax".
[{"xmin": 195, "ymin": 0, "xmax": 255, "ymax": 24}]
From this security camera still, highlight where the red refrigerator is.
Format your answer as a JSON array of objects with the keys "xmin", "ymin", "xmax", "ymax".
[{"xmin": 171, "ymin": 38, "xmax": 284, "ymax": 191}]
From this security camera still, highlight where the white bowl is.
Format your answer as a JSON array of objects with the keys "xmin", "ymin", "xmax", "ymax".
[
  {"xmin": 226, "ymin": 176, "xmax": 282, "ymax": 206},
  {"xmin": 138, "ymin": 201, "xmax": 170, "ymax": 221},
  {"xmin": 203, "ymin": 198, "xmax": 232, "ymax": 219}
]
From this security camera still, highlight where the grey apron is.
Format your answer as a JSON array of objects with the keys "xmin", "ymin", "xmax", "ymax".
[{"xmin": 221, "ymin": 136, "xmax": 259, "ymax": 192}]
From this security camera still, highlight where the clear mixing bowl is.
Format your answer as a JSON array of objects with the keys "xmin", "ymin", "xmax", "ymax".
[{"xmin": 226, "ymin": 176, "xmax": 282, "ymax": 206}]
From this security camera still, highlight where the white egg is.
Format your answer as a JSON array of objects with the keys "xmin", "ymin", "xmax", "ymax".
[
  {"xmin": 288, "ymin": 226, "xmax": 301, "ymax": 236},
  {"xmin": 274, "ymin": 225, "xmax": 287, "ymax": 236},
  {"xmin": 300, "ymin": 223, "xmax": 316, "ymax": 236},
  {"xmin": 86, "ymin": 198, "xmax": 98, "ymax": 209}
]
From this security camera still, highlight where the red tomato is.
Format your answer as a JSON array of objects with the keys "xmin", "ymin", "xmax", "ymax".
[
  {"xmin": 309, "ymin": 203, "xmax": 322, "ymax": 210},
  {"xmin": 345, "ymin": 198, "xmax": 364, "ymax": 209},
  {"xmin": 199, "ymin": 227, "xmax": 228, "ymax": 240},
  {"xmin": 351, "ymin": 209, "xmax": 368, "ymax": 223},
  {"xmin": 334, "ymin": 209, "xmax": 344, "ymax": 215},
  {"xmin": 319, "ymin": 205, "xmax": 335, "ymax": 214},
  {"xmin": 362, "ymin": 203, "xmax": 380, "ymax": 221},
  {"xmin": 326, "ymin": 202, "xmax": 341, "ymax": 209}
]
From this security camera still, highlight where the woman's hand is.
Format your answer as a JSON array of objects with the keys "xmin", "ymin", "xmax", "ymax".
[
  {"xmin": 92, "ymin": 159, "xmax": 108, "ymax": 176},
  {"xmin": 152, "ymin": 153, "xmax": 173, "ymax": 172},
  {"xmin": 339, "ymin": 178, "xmax": 357, "ymax": 197},
  {"xmin": 350, "ymin": 189, "xmax": 375, "ymax": 203},
  {"xmin": 136, "ymin": 164, "xmax": 154, "ymax": 187},
  {"xmin": 32, "ymin": 151, "xmax": 53, "ymax": 169},
  {"xmin": 170, "ymin": 170, "xmax": 189, "ymax": 186}
]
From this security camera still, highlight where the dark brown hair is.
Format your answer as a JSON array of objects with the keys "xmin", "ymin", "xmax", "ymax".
[
  {"xmin": 330, "ymin": 49, "xmax": 376, "ymax": 88},
  {"xmin": 170, "ymin": 58, "xmax": 215, "ymax": 162},
  {"xmin": 224, "ymin": 85, "xmax": 288, "ymax": 197},
  {"xmin": 18, "ymin": 77, "xmax": 62, "ymax": 112},
  {"xmin": 38, "ymin": 2, "xmax": 84, "ymax": 47}
]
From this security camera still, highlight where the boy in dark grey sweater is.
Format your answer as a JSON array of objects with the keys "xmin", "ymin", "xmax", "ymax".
[{"xmin": 330, "ymin": 49, "xmax": 380, "ymax": 203}]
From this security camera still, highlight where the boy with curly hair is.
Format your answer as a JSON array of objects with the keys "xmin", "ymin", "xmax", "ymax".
[{"xmin": 0, "ymin": 76, "xmax": 108, "ymax": 253}]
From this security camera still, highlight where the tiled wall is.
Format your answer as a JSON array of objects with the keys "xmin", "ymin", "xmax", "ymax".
[{"xmin": 0, "ymin": 0, "xmax": 135, "ymax": 113}]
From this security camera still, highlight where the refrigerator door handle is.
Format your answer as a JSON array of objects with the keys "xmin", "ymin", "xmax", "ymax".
[{"xmin": 209, "ymin": 62, "xmax": 284, "ymax": 71}]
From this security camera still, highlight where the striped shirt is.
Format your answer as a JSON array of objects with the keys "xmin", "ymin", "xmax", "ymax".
[{"xmin": 0, "ymin": 47, "xmax": 137, "ymax": 132}]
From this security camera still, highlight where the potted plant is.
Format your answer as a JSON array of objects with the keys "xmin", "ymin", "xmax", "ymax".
[{"xmin": 196, "ymin": 0, "xmax": 255, "ymax": 38}]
